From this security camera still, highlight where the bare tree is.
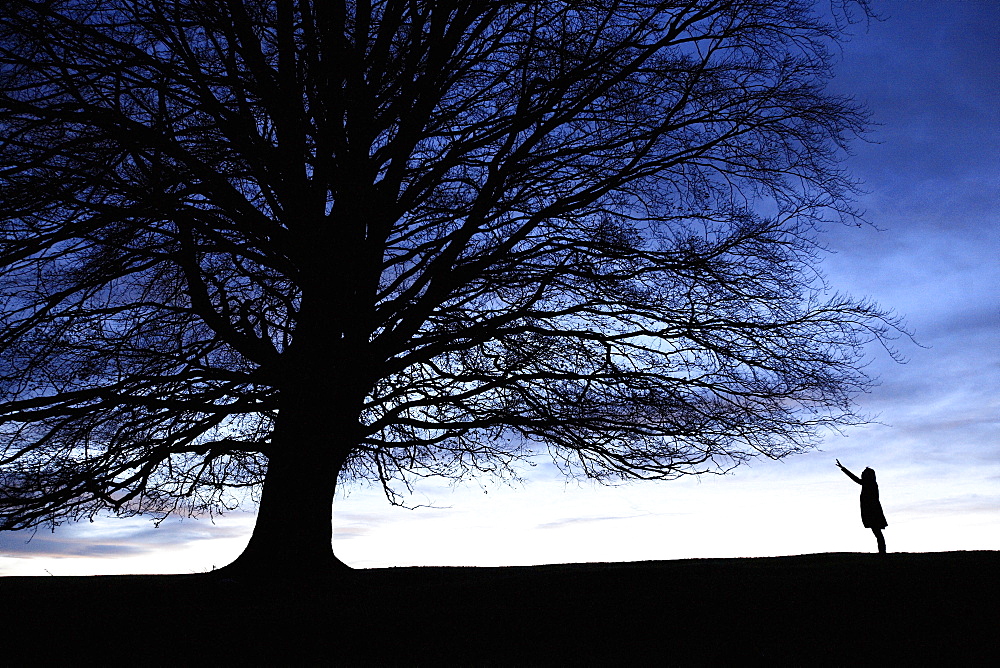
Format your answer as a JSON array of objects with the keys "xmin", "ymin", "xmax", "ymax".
[{"xmin": 0, "ymin": 0, "xmax": 900, "ymax": 575}]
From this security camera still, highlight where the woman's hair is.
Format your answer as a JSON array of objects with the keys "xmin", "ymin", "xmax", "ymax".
[{"xmin": 861, "ymin": 467, "xmax": 876, "ymax": 483}]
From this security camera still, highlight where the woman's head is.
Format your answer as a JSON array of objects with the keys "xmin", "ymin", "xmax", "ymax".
[{"xmin": 862, "ymin": 467, "xmax": 876, "ymax": 483}]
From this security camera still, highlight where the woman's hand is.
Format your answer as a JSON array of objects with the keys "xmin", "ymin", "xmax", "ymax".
[{"xmin": 837, "ymin": 459, "xmax": 861, "ymax": 484}]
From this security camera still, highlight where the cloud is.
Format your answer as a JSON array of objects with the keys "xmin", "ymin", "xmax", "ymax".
[
  {"xmin": 830, "ymin": 1, "xmax": 1000, "ymax": 184},
  {"xmin": 0, "ymin": 513, "xmax": 255, "ymax": 562},
  {"xmin": 0, "ymin": 531, "xmax": 144, "ymax": 559},
  {"xmin": 893, "ymin": 493, "xmax": 1000, "ymax": 517},
  {"xmin": 333, "ymin": 527, "xmax": 370, "ymax": 540},
  {"xmin": 535, "ymin": 514, "xmax": 659, "ymax": 531}
]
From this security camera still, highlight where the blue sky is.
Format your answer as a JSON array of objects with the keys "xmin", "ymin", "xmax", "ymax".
[{"xmin": 1, "ymin": 0, "xmax": 997, "ymax": 576}]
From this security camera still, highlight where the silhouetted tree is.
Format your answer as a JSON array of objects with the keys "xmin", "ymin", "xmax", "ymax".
[{"xmin": 0, "ymin": 0, "xmax": 898, "ymax": 575}]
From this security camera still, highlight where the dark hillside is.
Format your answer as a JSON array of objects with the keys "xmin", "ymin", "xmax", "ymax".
[{"xmin": 2, "ymin": 551, "xmax": 996, "ymax": 665}]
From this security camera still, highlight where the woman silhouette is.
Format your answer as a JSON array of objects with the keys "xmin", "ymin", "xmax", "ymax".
[{"xmin": 836, "ymin": 459, "xmax": 888, "ymax": 554}]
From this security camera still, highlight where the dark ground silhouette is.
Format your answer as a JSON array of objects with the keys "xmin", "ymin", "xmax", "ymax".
[{"xmin": 1, "ymin": 551, "xmax": 996, "ymax": 664}]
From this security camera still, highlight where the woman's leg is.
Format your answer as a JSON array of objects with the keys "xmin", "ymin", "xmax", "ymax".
[{"xmin": 872, "ymin": 528, "xmax": 886, "ymax": 554}]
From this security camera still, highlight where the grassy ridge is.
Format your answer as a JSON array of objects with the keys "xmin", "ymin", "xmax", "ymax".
[{"xmin": 2, "ymin": 551, "xmax": 997, "ymax": 664}]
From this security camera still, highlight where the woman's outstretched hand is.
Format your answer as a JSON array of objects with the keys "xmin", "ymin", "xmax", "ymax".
[{"xmin": 836, "ymin": 459, "xmax": 844, "ymax": 469}]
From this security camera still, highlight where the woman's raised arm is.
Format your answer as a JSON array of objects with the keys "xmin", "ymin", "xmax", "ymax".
[{"xmin": 836, "ymin": 459, "xmax": 863, "ymax": 485}]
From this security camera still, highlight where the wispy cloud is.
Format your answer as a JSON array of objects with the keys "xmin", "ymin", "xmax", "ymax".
[
  {"xmin": 0, "ymin": 513, "xmax": 255, "ymax": 575},
  {"xmin": 535, "ymin": 514, "xmax": 661, "ymax": 531},
  {"xmin": 893, "ymin": 493, "xmax": 1000, "ymax": 517},
  {"xmin": 334, "ymin": 527, "xmax": 370, "ymax": 540}
]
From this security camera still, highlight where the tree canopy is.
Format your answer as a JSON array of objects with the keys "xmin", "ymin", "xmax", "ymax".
[{"xmin": 0, "ymin": 0, "xmax": 899, "ymax": 572}]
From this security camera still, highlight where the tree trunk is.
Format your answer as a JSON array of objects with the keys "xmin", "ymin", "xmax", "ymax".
[
  {"xmin": 222, "ymin": 229, "xmax": 376, "ymax": 581},
  {"xmin": 224, "ymin": 346, "xmax": 364, "ymax": 580},
  {"xmin": 226, "ymin": 435, "xmax": 352, "ymax": 580}
]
